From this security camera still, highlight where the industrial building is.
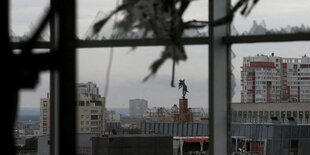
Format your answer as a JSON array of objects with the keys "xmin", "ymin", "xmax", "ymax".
[
  {"xmin": 139, "ymin": 122, "xmax": 310, "ymax": 155},
  {"xmin": 231, "ymin": 123, "xmax": 310, "ymax": 155},
  {"xmin": 232, "ymin": 102, "xmax": 310, "ymax": 124}
]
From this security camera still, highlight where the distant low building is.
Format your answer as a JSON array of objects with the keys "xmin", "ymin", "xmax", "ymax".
[
  {"xmin": 189, "ymin": 108, "xmax": 207, "ymax": 123},
  {"xmin": 15, "ymin": 121, "xmax": 40, "ymax": 137},
  {"xmin": 105, "ymin": 110, "xmax": 122, "ymax": 132},
  {"xmin": 15, "ymin": 137, "xmax": 26, "ymax": 147},
  {"xmin": 143, "ymin": 102, "xmax": 207, "ymax": 123},
  {"xmin": 144, "ymin": 107, "xmax": 173, "ymax": 122},
  {"xmin": 106, "ymin": 110, "xmax": 121, "ymax": 121},
  {"xmin": 33, "ymin": 130, "xmax": 40, "ymax": 137}
]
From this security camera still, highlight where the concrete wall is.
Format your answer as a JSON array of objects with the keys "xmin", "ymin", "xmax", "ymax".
[
  {"xmin": 37, "ymin": 135, "xmax": 49, "ymax": 155},
  {"xmin": 38, "ymin": 134, "xmax": 97, "ymax": 155},
  {"xmin": 91, "ymin": 135, "xmax": 172, "ymax": 155}
]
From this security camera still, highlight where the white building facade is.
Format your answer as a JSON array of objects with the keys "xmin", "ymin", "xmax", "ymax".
[
  {"xmin": 76, "ymin": 82, "xmax": 106, "ymax": 134},
  {"xmin": 241, "ymin": 54, "xmax": 310, "ymax": 103}
]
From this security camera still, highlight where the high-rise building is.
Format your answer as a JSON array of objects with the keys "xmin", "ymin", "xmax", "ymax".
[
  {"xmin": 40, "ymin": 82, "xmax": 106, "ymax": 135},
  {"xmin": 129, "ymin": 99, "xmax": 148, "ymax": 118},
  {"xmin": 241, "ymin": 54, "xmax": 310, "ymax": 103},
  {"xmin": 76, "ymin": 82, "xmax": 106, "ymax": 134}
]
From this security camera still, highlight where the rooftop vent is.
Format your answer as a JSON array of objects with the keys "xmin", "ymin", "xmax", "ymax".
[
  {"xmin": 271, "ymin": 116, "xmax": 280, "ymax": 125},
  {"xmin": 287, "ymin": 117, "xmax": 297, "ymax": 125}
]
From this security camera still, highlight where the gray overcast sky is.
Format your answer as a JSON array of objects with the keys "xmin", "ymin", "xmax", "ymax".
[{"xmin": 12, "ymin": 0, "xmax": 310, "ymax": 108}]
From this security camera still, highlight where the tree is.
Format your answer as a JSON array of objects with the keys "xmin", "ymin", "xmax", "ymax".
[{"xmin": 16, "ymin": 137, "xmax": 38, "ymax": 153}]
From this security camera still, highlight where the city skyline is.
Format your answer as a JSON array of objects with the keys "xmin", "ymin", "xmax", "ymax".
[
  {"xmin": 20, "ymin": 50, "xmax": 310, "ymax": 108},
  {"xmin": 13, "ymin": 0, "xmax": 310, "ymax": 108},
  {"xmin": 9, "ymin": 1, "xmax": 310, "ymax": 155}
]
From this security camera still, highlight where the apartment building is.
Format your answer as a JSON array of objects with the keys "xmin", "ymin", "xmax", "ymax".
[
  {"xmin": 40, "ymin": 82, "xmax": 106, "ymax": 135},
  {"xmin": 241, "ymin": 54, "xmax": 310, "ymax": 103}
]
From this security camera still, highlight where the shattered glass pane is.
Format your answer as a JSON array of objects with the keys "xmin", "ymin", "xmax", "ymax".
[
  {"xmin": 10, "ymin": 0, "xmax": 50, "ymax": 42},
  {"xmin": 78, "ymin": 0, "xmax": 208, "ymax": 40},
  {"xmin": 231, "ymin": 0, "xmax": 310, "ymax": 36}
]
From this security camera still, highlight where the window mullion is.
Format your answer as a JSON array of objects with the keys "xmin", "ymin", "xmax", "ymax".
[
  {"xmin": 55, "ymin": 0, "xmax": 77, "ymax": 154},
  {"xmin": 209, "ymin": 0, "xmax": 231, "ymax": 155}
]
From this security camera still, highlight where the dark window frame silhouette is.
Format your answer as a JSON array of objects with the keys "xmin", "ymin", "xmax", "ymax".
[{"xmin": 4, "ymin": 0, "xmax": 310, "ymax": 155}]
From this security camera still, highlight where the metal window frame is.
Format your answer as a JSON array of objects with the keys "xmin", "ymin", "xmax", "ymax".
[
  {"xmin": 50, "ymin": 0, "xmax": 77, "ymax": 154},
  {"xmin": 11, "ymin": 32, "xmax": 310, "ymax": 50},
  {"xmin": 7, "ymin": 0, "xmax": 310, "ymax": 154},
  {"xmin": 209, "ymin": 0, "xmax": 231, "ymax": 155},
  {"xmin": 224, "ymin": 33, "xmax": 310, "ymax": 44}
]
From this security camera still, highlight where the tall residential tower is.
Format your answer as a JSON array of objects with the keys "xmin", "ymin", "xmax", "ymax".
[{"xmin": 241, "ymin": 54, "xmax": 310, "ymax": 103}]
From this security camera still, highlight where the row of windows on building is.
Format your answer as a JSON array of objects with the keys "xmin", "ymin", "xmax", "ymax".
[
  {"xmin": 77, "ymin": 147, "xmax": 91, "ymax": 155},
  {"xmin": 43, "ymin": 101, "xmax": 48, "ymax": 107},
  {"xmin": 244, "ymin": 67, "xmax": 276, "ymax": 71},
  {"xmin": 233, "ymin": 110, "xmax": 310, "ymax": 123},
  {"xmin": 243, "ymin": 76, "xmax": 310, "ymax": 81},
  {"xmin": 76, "ymin": 101, "xmax": 103, "ymax": 106},
  {"xmin": 43, "ymin": 127, "xmax": 47, "ymax": 133},
  {"xmin": 80, "ymin": 115, "xmax": 100, "ymax": 120},
  {"xmin": 244, "ymin": 80, "xmax": 310, "ymax": 85},
  {"xmin": 249, "ymin": 82, "xmax": 282, "ymax": 85},
  {"xmin": 80, "ymin": 121, "xmax": 100, "ymax": 126},
  {"xmin": 80, "ymin": 127, "xmax": 101, "ymax": 132},
  {"xmin": 80, "ymin": 109, "xmax": 101, "ymax": 113}
]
